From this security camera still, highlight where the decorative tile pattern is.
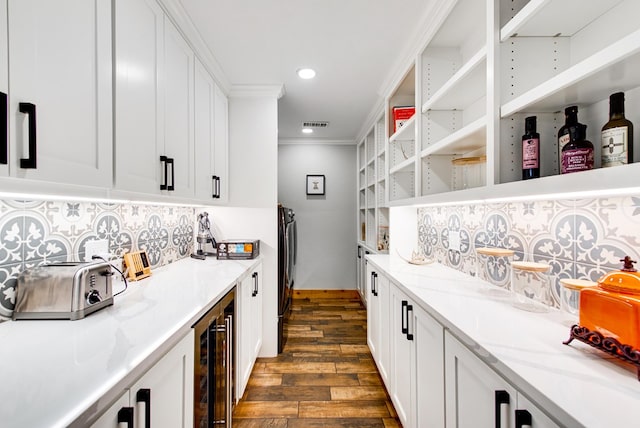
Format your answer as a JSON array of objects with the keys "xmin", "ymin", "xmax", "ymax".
[
  {"xmin": 417, "ymin": 193, "xmax": 640, "ymax": 309},
  {"xmin": 0, "ymin": 198, "xmax": 196, "ymax": 320}
]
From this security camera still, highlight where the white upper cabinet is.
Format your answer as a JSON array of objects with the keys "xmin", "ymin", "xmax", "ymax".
[
  {"xmin": 5, "ymin": 0, "xmax": 112, "ymax": 186},
  {"xmin": 0, "ymin": 0, "xmax": 7, "ymax": 177},
  {"xmin": 114, "ymin": 0, "xmax": 196, "ymax": 198},
  {"xmin": 162, "ymin": 17, "xmax": 195, "ymax": 198},
  {"xmin": 195, "ymin": 58, "xmax": 229, "ymax": 203},
  {"xmin": 114, "ymin": 0, "xmax": 163, "ymax": 195},
  {"xmin": 213, "ymin": 83, "xmax": 229, "ymax": 203}
]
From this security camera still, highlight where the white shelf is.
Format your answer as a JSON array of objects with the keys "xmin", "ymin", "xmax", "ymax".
[
  {"xmin": 389, "ymin": 115, "xmax": 416, "ymax": 142},
  {"xmin": 389, "ymin": 156, "xmax": 416, "ymax": 175},
  {"xmin": 421, "ymin": 46, "xmax": 487, "ymax": 112},
  {"xmin": 501, "ymin": 28, "xmax": 640, "ymax": 117},
  {"xmin": 396, "ymin": 163, "xmax": 640, "ymax": 207},
  {"xmin": 501, "ymin": 0, "xmax": 625, "ymax": 41},
  {"xmin": 421, "ymin": 117, "xmax": 486, "ymax": 157}
]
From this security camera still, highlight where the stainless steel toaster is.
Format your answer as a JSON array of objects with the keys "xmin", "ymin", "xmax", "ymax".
[{"xmin": 13, "ymin": 261, "xmax": 114, "ymax": 320}]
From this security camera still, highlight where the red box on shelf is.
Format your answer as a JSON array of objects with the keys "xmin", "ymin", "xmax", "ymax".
[{"xmin": 392, "ymin": 106, "xmax": 415, "ymax": 134}]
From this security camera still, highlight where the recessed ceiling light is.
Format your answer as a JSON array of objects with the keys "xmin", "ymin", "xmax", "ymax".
[
  {"xmin": 302, "ymin": 128, "xmax": 314, "ymax": 134},
  {"xmin": 297, "ymin": 68, "xmax": 316, "ymax": 79}
]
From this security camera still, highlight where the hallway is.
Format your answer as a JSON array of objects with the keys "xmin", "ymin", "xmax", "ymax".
[{"xmin": 233, "ymin": 290, "xmax": 400, "ymax": 427}]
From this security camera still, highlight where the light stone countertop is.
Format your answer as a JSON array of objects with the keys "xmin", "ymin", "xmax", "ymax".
[
  {"xmin": 0, "ymin": 256, "xmax": 260, "ymax": 428},
  {"xmin": 367, "ymin": 254, "xmax": 640, "ymax": 428}
]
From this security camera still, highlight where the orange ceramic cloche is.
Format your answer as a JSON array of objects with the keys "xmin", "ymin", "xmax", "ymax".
[{"xmin": 579, "ymin": 256, "xmax": 640, "ymax": 349}]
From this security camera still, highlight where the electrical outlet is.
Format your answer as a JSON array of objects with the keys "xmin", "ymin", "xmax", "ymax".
[
  {"xmin": 449, "ymin": 230, "xmax": 461, "ymax": 252},
  {"xmin": 84, "ymin": 239, "xmax": 109, "ymax": 262}
]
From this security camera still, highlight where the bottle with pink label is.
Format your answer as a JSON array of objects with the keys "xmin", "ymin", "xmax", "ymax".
[
  {"xmin": 522, "ymin": 116, "xmax": 540, "ymax": 180},
  {"xmin": 561, "ymin": 123, "xmax": 594, "ymax": 174}
]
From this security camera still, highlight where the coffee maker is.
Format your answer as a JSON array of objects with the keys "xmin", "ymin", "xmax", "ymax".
[{"xmin": 191, "ymin": 212, "xmax": 218, "ymax": 260}]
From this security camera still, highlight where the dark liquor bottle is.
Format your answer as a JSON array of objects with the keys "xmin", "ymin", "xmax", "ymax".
[
  {"xmin": 561, "ymin": 124, "xmax": 594, "ymax": 173},
  {"xmin": 602, "ymin": 92, "xmax": 634, "ymax": 167},
  {"xmin": 522, "ymin": 116, "xmax": 540, "ymax": 180},
  {"xmin": 558, "ymin": 106, "xmax": 580, "ymax": 170}
]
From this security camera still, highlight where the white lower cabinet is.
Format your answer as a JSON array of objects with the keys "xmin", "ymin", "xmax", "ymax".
[
  {"xmin": 389, "ymin": 282, "xmax": 445, "ymax": 428},
  {"xmin": 366, "ymin": 262, "xmax": 390, "ymax": 383},
  {"xmin": 236, "ymin": 263, "xmax": 263, "ymax": 401},
  {"xmin": 91, "ymin": 330, "xmax": 194, "ymax": 428},
  {"xmin": 367, "ymin": 265, "xmax": 560, "ymax": 428},
  {"xmin": 445, "ymin": 331, "xmax": 560, "ymax": 428}
]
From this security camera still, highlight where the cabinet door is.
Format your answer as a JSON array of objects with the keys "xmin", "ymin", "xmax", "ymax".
[
  {"xmin": 7, "ymin": 0, "xmax": 112, "ymax": 186},
  {"xmin": 445, "ymin": 331, "xmax": 517, "ymax": 428},
  {"xmin": 213, "ymin": 83, "xmax": 229, "ymax": 203},
  {"xmin": 0, "ymin": 0, "xmax": 7, "ymax": 178},
  {"xmin": 162, "ymin": 17, "xmax": 194, "ymax": 197},
  {"xmin": 251, "ymin": 264, "xmax": 264, "ymax": 359},
  {"xmin": 129, "ymin": 331, "xmax": 194, "ymax": 428},
  {"xmin": 414, "ymin": 304, "xmax": 445, "ymax": 428},
  {"xmin": 389, "ymin": 285, "xmax": 413, "ymax": 427},
  {"xmin": 237, "ymin": 272, "xmax": 253, "ymax": 399},
  {"xmin": 114, "ymin": 0, "xmax": 163, "ymax": 194},
  {"xmin": 366, "ymin": 263, "xmax": 380, "ymax": 360},
  {"xmin": 376, "ymin": 271, "xmax": 390, "ymax": 384},
  {"xmin": 194, "ymin": 58, "xmax": 216, "ymax": 201}
]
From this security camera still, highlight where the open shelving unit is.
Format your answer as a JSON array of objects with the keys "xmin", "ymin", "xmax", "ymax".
[
  {"xmin": 354, "ymin": 0, "xmax": 640, "ymax": 209},
  {"xmin": 419, "ymin": 0, "xmax": 488, "ymax": 198},
  {"xmin": 357, "ymin": 113, "xmax": 389, "ymax": 253}
]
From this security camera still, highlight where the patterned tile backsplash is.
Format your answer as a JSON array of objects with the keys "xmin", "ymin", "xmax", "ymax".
[
  {"xmin": 418, "ymin": 195, "xmax": 640, "ymax": 309},
  {"xmin": 0, "ymin": 199, "xmax": 195, "ymax": 319}
]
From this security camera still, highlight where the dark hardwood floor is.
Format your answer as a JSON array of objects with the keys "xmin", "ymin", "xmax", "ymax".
[{"xmin": 233, "ymin": 290, "xmax": 401, "ymax": 427}]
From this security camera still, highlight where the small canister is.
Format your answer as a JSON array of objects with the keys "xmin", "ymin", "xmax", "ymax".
[
  {"xmin": 559, "ymin": 278, "xmax": 597, "ymax": 325},
  {"xmin": 511, "ymin": 261, "xmax": 552, "ymax": 312},
  {"xmin": 475, "ymin": 247, "xmax": 514, "ymax": 297},
  {"xmin": 451, "ymin": 156, "xmax": 486, "ymax": 191}
]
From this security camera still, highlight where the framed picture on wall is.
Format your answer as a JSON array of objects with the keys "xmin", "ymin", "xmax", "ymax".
[{"xmin": 306, "ymin": 174, "xmax": 325, "ymax": 195}]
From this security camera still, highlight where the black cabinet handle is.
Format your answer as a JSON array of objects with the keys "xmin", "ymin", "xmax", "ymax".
[
  {"xmin": 357, "ymin": 246, "xmax": 361, "ymax": 259},
  {"xmin": 212, "ymin": 175, "xmax": 221, "ymax": 198},
  {"xmin": 515, "ymin": 409, "xmax": 532, "ymax": 428},
  {"xmin": 252, "ymin": 271, "xmax": 259, "ymax": 296},
  {"xmin": 0, "ymin": 92, "xmax": 6, "ymax": 165},
  {"xmin": 371, "ymin": 272, "xmax": 378, "ymax": 297},
  {"xmin": 19, "ymin": 102, "xmax": 37, "ymax": 169},
  {"xmin": 160, "ymin": 156, "xmax": 168, "ymax": 190},
  {"xmin": 167, "ymin": 157, "xmax": 175, "ymax": 191},
  {"xmin": 406, "ymin": 304, "xmax": 414, "ymax": 340},
  {"xmin": 136, "ymin": 388, "xmax": 151, "ymax": 428},
  {"xmin": 117, "ymin": 407, "xmax": 134, "ymax": 427},
  {"xmin": 495, "ymin": 390, "xmax": 511, "ymax": 428},
  {"xmin": 401, "ymin": 300, "xmax": 408, "ymax": 335}
]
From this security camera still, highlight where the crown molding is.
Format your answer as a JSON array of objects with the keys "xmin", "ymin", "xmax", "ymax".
[
  {"xmin": 229, "ymin": 84, "xmax": 286, "ymax": 99},
  {"xmin": 377, "ymin": 0, "xmax": 456, "ymax": 98},
  {"xmin": 157, "ymin": 0, "xmax": 231, "ymax": 93}
]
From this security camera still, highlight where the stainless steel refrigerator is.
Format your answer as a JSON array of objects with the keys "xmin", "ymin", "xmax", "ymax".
[{"xmin": 277, "ymin": 204, "xmax": 297, "ymax": 353}]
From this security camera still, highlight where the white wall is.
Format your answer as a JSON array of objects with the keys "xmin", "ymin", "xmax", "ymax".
[
  {"xmin": 210, "ymin": 89, "xmax": 279, "ymax": 357},
  {"xmin": 278, "ymin": 143, "xmax": 357, "ymax": 290}
]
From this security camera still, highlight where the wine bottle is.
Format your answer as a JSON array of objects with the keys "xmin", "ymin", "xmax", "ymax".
[
  {"xmin": 522, "ymin": 116, "xmax": 540, "ymax": 180},
  {"xmin": 558, "ymin": 106, "xmax": 580, "ymax": 169},
  {"xmin": 561, "ymin": 123, "xmax": 594, "ymax": 174},
  {"xmin": 602, "ymin": 92, "xmax": 634, "ymax": 167}
]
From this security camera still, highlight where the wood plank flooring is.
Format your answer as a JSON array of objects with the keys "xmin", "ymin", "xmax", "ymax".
[{"xmin": 233, "ymin": 291, "xmax": 401, "ymax": 427}]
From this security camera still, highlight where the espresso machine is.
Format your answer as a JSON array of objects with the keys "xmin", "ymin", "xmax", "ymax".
[{"xmin": 191, "ymin": 212, "xmax": 218, "ymax": 260}]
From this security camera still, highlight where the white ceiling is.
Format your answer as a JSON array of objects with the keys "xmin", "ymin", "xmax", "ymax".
[{"xmin": 178, "ymin": 0, "xmax": 436, "ymax": 143}]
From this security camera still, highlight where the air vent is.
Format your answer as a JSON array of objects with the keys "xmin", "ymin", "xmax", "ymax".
[{"xmin": 302, "ymin": 121, "xmax": 329, "ymax": 128}]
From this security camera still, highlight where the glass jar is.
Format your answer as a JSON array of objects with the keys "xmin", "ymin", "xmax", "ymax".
[
  {"xmin": 511, "ymin": 261, "xmax": 552, "ymax": 312},
  {"xmin": 451, "ymin": 156, "xmax": 486, "ymax": 190},
  {"xmin": 559, "ymin": 278, "xmax": 597, "ymax": 326},
  {"xmin": 475, "ymin": 247, "xmax": 514, "ymax": 297}
]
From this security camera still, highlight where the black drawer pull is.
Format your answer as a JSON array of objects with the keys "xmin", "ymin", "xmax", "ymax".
[
  {"xmin": 0, "ymin": 92, "xmax": 6, "ymax": 164},
  {"xmin": 495, "ymin": 390, "xmax": 510, "ymax": 428},
  {"xmin": 117, "ymin": 407, "xmax": 134, "ymax": 427},
  {"xmin": 136, "ymin": 388, "xmax": 151, "ymax": 428},
  {"xmin": 19, "ymin": 102, "xmax": 37, "ymax": 169},
  {"xmin": 515, "ymin": 409, "xmax": 532, "ymax": 428}
]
